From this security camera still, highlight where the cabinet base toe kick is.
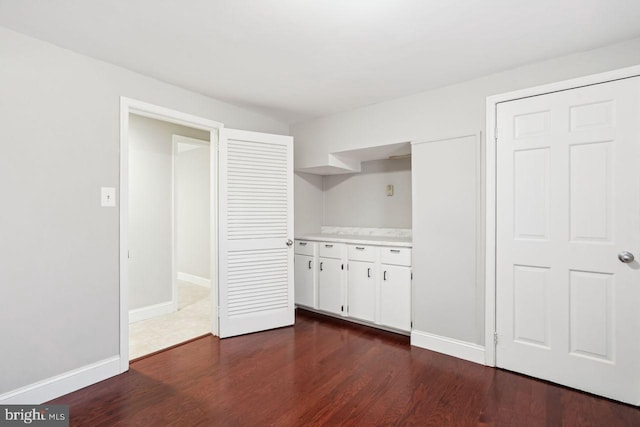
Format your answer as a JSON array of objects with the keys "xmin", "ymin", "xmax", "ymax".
[{"xmin": 295, "ymin": 306, "xmax": 411, "ymax": 336}]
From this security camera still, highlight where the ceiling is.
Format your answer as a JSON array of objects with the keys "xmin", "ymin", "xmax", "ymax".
[{"xmin": 1, "ymin": 1, "xmax": 640, "ymax": 124}]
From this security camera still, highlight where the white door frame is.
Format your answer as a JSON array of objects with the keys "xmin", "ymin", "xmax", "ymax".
[
  {"xmin": 485, "ymin": 64, "xmax": 640, "ymax": 367},
  {"xmin": 120, "ymin": 97, "xmax": 223, "ymax": 373}
]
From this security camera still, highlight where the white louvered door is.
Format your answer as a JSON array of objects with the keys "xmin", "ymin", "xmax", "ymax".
[{"xmin": 219, "ymin": 128, "xmax": 294, "ymax": 338}]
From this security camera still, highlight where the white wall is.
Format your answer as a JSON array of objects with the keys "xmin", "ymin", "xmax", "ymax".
[
  {"xmin": 294, "ymin": 172, "xmax": 323, "ymax": 236},
  {"xmin": 322, "ymin": 158, "xmax": 411, "ymax": 229},
  {"xmin": 176, "ymin": 141, "xmax": 210, "ymax": 281},
  {"xmin": 291, "ymin": 37, "xmax": 640, "ymax": 346},
  {"xmin": 412, "ymin": 136, "xmax": 482, "ymax": 344},
  {"xmin": 0, "ymin": 26, "xmax": 288, "ymax": 397},
  {"xmin": 128, "ymin": 115, "xmax": 208, "ymax": 311}
]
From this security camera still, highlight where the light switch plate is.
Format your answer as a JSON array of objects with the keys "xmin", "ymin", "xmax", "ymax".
[
  {"xmin": 386, "ymin": 184, "xmax": 394, "ymax": 196},
  {"xmin": 101, "ymin": 187, "xmax": 116, "ymax": 207}
]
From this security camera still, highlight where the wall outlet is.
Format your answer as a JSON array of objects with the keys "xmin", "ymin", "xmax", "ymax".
[
  {"xmin": 386, "ymin": 184, "xmax": 394, "ymax": 196},
  {"xmin": 101, "ymin": 187, "xmax": 116, "ymax": 207}
]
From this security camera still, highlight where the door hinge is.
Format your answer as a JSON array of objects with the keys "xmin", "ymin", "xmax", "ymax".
[
  {"xmin": 411, "ymin": 272, "xmax": 413, "ymax": 280},
  {"xmin": 410, "ymin": 321, "xmax": 413, "ymax": 328},
  {"xmin": 495, "ymin": 127, "xmax": 501, "ymax": 142},
  {"xmin": 341, "ymin": 264, "xmax": 344, "ymax": 270},
  {"xmin": 341, "ymin": 305, "xmax": 344, "ymax": 312},
  {"xmin": 494, "ymin": 332, "xmax": 498, "ymax": 345}
]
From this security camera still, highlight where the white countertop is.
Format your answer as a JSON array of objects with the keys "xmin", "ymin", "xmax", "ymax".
[{"xmin": 295, "ymin": 233, "xmax": 412, "ymax": 248}]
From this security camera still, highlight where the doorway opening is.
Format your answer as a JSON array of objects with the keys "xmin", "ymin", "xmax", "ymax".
[{"xmin": 120, "ymin": 98, "xmax": 221, "ymax": 372}]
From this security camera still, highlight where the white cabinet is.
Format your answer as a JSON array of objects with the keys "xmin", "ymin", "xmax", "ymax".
[
  {"xmin": 380, "ymin": 246, "xmax": 412, "ymax": 332},
  {"xmin": 380, "ymin": 265, "xmax": 411, "ymax": 331},
  {"xmin": 294, "ymin": 240, "xmax": 317, "ymax": 308},
  {"xmin": 318, "ymin": 256, "xmax": 345, "ymax": 315},
  {"xmin": 295, "ymin": 238, "xmax": 411, "ymax": 334},
  {"xmin": 294, "ymin": 254, "xmax": 315, "ymax": 308},
  {"xmin": 347, "ymin": 260, "xmax": 376, "ymax": 322}
]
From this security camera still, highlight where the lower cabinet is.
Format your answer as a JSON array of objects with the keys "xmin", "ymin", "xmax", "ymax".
[
  {"xmin": 347, "ymin": 260, "xmax": 376, "ymax": 322},
  {"xmin": 294, "ymin": 254, "xmax": 315, "ymax": 308},
  {"xmin": 295, "ymin": 238, "xmax": 412, "ymax": 334},
  {"xmin": 318, "ymin": 257, "xmax": 345, "ymax": 315},
  {"xmin": 380, "ymin": 265, "xmax": 411, "ymax": 331}
]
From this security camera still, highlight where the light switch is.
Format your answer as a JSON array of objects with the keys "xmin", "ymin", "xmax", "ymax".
[
  {"xmin": 386, "ymin": 184, "xmax": 394, "ymax": 196},
  {"xmin": 101, "ymin": 187, "xmax": 116, "ymax": 207}
]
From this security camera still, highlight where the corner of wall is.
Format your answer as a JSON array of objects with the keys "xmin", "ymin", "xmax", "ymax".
[{"xmin": 411, "ymin": 329, "xmax": 486, "ymax": 365}]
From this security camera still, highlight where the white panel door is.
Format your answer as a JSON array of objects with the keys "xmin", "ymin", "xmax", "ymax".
[
  {"xmin": 496, "ymin": 77, "xmax": 640, "ymax": 404},
  {"xmin": 219, "ymin": 128, "xmax": 294, "ymax": 338}
]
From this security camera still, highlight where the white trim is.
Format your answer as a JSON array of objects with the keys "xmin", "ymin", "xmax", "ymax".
[
  {"xmin": 128, "ymin": 301, "xmax": 176, "ymax": 324},
  {"xmin": 411, "ymin": 330, "xmax": 485, "ymax": 365},
  {"xmin": 120, "ymin": 97, "xmax": 222, "ymax": 375},
  {"xmin": 0, "ymin": 357, "xmax": 120, "ymax": 404},
  {"xmin": 171, "ymin": 137, "xmax": 177, "ymax": 312},
  {"xmin": 177, "ymin": 272, "xmax": 211, "ymax": 288},
  {"xmin": 484, "ymin": 64, "xmax": 640, "ymax": 367}
]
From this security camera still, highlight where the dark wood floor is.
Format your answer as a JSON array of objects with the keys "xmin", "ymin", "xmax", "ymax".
[{"xmin": 50, "ymin": 310, "xmax": 640, "ymax": 426}]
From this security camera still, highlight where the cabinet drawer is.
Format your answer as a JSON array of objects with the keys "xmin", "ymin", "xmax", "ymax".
[
  {"xmin": 380, "ymin": 247, "xmax": 411, "ymax": 266},
  {"xmin": 319, "ymin": 242, "xmax": 344, "ymax": 259},
  {"xmin": 348, "ymin": 244, "xmax": 378, "ymax": 262},
  {"xmin": 294, "ymin": 240, "xmax": 315, "ymax": 256}
]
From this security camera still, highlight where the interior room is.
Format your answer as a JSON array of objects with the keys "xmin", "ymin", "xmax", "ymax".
[
  {"xmin": 1, "ymin": 1, "xmax": 640, "ymax": 425},
  {"xmin": 127, "ymin": 114, "xmax": 212, "ymax": 359}
]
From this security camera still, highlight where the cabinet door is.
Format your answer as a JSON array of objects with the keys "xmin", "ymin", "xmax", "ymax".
[
  {"xmin": 294, "ymin": 254, "xmax": 315, "ymax": 308},
  {"xmin": 318, "ymin": 257, "xmax": 344, "ymax": 315},
  {"xmin": 347, "ymin": 260, "xmax": 376, "ymax": 322},
  {"xmin": 380, "ymin": 265, "xmax": 411, "ymax": 331}
]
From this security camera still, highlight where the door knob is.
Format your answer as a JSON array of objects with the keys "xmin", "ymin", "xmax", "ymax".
[
  {"xmin": 286, "ymin": 239, "xmax": 293, "ymax": 247},
  {"xmin": 618, "ymin": 251, "xmax": 635, "ymax": 263}
]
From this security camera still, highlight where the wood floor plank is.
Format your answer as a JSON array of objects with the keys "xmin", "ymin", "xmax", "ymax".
[{"xmin": 49, "ymin": 310, "xmax": 640, "ymax": 426}]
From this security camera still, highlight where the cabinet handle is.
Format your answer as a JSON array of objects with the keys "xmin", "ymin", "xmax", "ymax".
[
  {"xmin": 367, "ymin": 267, "xmax": 371, "ymax": 278},
  {"xmin": 325, "ymin": 244, "xmax": 333, "ymax": 248},
  {"xmin": 355, "ymin": 247, "xmax": 365, "ymax": 250},
  {"xmin": 299, "ymin": 242, "xmax": 307, "ymax": 246},
  {"xmin": 320, "ymin": 262, "xmax": 323, "ymax": 271},
  {"xmin": 308, "ymin": 260, "xmax": 312, "ymax": 269},
  {"xmin": 383, "ymin": 270, "xmax": 387, "ymax": 281},
  {"xmin": 390, "ymin": 249, "xmax": 401, "ymax": 253}
]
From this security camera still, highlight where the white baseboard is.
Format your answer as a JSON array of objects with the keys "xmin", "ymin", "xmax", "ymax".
[
  {"xmin": 129, "ymin": 300, "xmax": 175, "ymax": 323},
  {"xmin": 177, "ymin": 272, "xmax": 210, "ymax": 288},
  {"xmin": 411, "ymin": 329, "xmax": 486, "ymax": 365},
  {"xmin": 0, "ymin": 356, "xmax": 121, "ymax": 404}
]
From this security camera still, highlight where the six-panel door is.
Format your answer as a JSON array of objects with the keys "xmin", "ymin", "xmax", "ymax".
[{"xmin": 496, "ymin": 76, "xmax": 640, "ymax": 404}]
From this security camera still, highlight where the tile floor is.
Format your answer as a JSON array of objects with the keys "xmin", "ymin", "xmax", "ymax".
[{"xmin": 129, "ymin": 281, "xmax": 211, "ymax": 360}]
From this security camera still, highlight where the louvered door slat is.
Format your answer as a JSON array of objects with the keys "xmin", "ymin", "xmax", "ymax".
[{"xmin": 219, "ymin": 128, "xmax": 294, "ymax": 338}]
